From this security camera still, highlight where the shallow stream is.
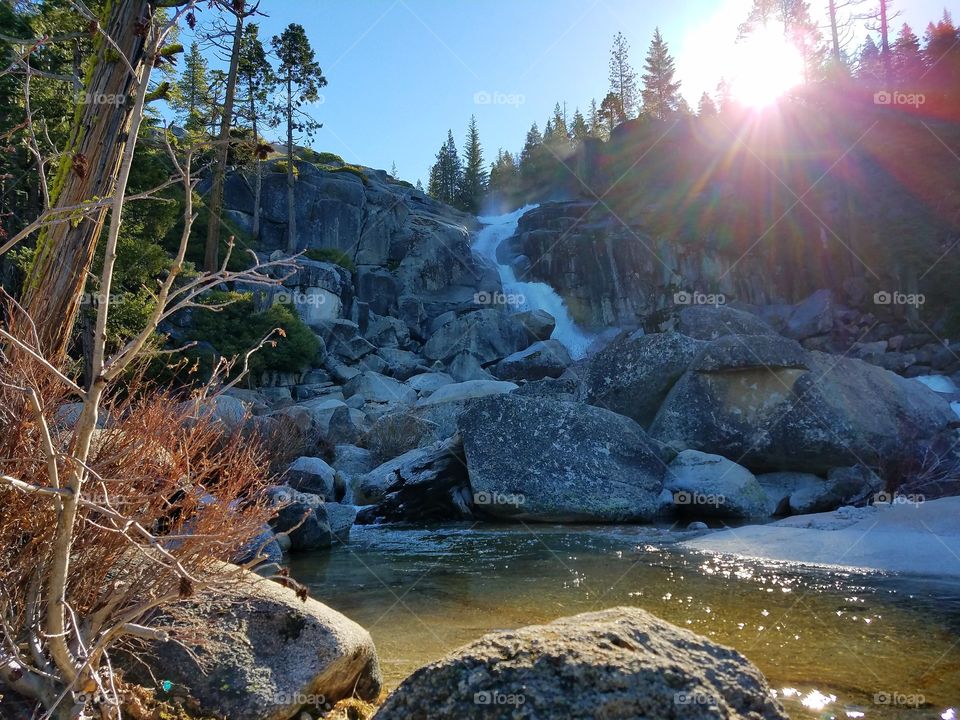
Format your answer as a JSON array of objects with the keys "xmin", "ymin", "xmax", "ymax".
[{"xmin": 288, "ymin": 523, "xmax": 960, "ymax": 719}]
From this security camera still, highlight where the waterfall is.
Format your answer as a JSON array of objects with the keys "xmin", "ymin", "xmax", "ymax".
[{"xmin": 473, "ymin": 205, "xmax": 594, "ymax": 359}]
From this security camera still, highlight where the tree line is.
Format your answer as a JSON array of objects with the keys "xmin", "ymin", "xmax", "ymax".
[{"xmin": 429, "ymin": 2, "xmax": 960, "ymax": 210}]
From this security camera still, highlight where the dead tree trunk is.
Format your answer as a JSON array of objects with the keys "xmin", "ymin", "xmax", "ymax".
[{"xmin": 18, "ymin": 0, "xmax": 152, "ymax": 362}]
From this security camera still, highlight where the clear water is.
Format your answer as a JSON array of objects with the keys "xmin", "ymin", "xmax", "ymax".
[
  {"xmin": 288, "ymin": 523, "xmax": 960, "ymax": 719},
  {"xmin": 473, "ymin": 206, "xmax": 595, "ymax": 359}
]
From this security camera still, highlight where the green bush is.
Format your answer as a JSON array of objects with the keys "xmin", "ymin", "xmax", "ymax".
[
  {"xmin": 303, "ymin": 247, "xmax": 356, "ymax": 273},
  {"xmin": 188, "ymin": 291, "xmax": 321, "ymax": 375},
  {"xmin": 317, "ymin": 163, "xmax": 367, "ymax": 183},
  {"xmin": 314, "ymin": 151, "xmax": 344, "ymax": 165},
  {"xmin": 271, "ymin": 159, "xmax": 299, "ymax": 177}
]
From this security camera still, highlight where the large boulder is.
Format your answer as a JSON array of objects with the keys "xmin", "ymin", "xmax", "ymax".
[
  {"xmin": 584, "ymin": 332, "xmax": 703, "ymax": 427},
  {"xmin": 373, "ymin": 607, "xmax": 788, "ymax": 720},
  {"xmin": 677, "ymin": 305, "xmax": 777, "ymax": 341},
  {"xmin": 354, "ymin": 436, "xmax": 471, "ymax": 521},
  {"xmin": 650, "ymin": 342, "xmax": 957, "ymax": 474},
  {"xmin": 493, "ymin": 339, "xmax": 572, "ymax": 381},
  {"xmin": 665, "ymin": 450, "xmax": 770, "ymax": 518},
  {"xmin": 134, "ymin": 565, "xmax": 381, "ymax": 720},
  {"xmin": 267, "ymin": 487, "xmax": 332, "ymax": 551},
  {"xmin": 343, "ymin": 371, "xmax": 416, "ymax": 406},
  {"xmin": 286, "ymin": 456, "xmax": 337, "ymax": 498},
  {"xmin": 423, "ymin": 309, "xmax": 529, "ymax": 365},
  {"xmin": 513, "ymin": 308, "xmax": 556, "ymax": 341},
  {"xmin": 459, "ymin": 395, "xmax": 671, "ymax": 522}
]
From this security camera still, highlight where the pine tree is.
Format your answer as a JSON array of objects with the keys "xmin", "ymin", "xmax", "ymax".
[
  {"xmin": 391, "ymin": 161, "xmax": 398, "ymax": 178},
  {"xmin": 587, "ymin": 98, "xmax": 602, "ymax": 137},
  {"xmin": 237, "ymin": 22, "xmax": 276, "ymax": 242},
  {"xmin": 550, "ymin": 102, "xmax": 568, "ymax": 140},
  {"xmin": 599, "ymin": 92, "xmax": 622, "ymax": 134},
  {"xmin": 923, "ymin": 11, "xmax": 960, "ymax": 102},
  {"xmin": 608, "ymin": 32, "xmax": 638, "ymax": 120},
  {"xmin": 570, "ymin": 109, "xmax": 590, "ymax": 143},
  {"xmin": 272, "ymin": 23, "xmax": 327, "ymax": 253},
  {"xmin": 427, "ymin": 130, "xmax": 462, "ymax": 206},
  {"xmin": 173, "ymin": 42, "xmax": 211, "ymax": 134},
  {"xmin": 415, "ymin": 179, "xmax": 424, "ymax": 192},
  {"xmin": 891, "ymin": 23, "xmax": 923, "ymax": 87},
  {"xmin": 488, "ymin": 149, "xmax": 519, "ymax": 199},
  {"xmin": 858, "ymin": 35, "xmax": 883, "ymax": 86},
  {"xmin": 698, "ymin": 92, "xmax": 718, "ymax": 117},
  {"xmin": 519, "ymin": 122, "xmax": 545, "ymax": 190},
  {"xmin": 641, "ymin": 28, "xmax": 682, "ymax": 121},
  {"xmin": 458, "ymin": 115, "xmax": 487, "ymax": 213}
]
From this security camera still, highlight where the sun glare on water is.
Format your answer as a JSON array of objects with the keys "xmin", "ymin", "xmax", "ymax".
[{"xmin": 729, "ymin": 25, "xmax": 806, "ymax": 108}]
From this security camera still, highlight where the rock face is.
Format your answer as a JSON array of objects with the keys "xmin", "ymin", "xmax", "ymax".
[
  {"xmin": 459, "ymin": 395, "xmax": 671, "ymax": 522},
  {"xmin": 423, "ymin": 309, "xmax": 529, "ymax": 365},
  {"xmin": 650, "ymin": 339, "xmax": 956, "ymax": 474},
  {"xmin": 584, "ymin": 332, "xmax": 703, "ymax": 427},
  {"xmin": 373, "ymin": 607, "xmax": 788, "ymax": 720},
  {"xmin": 136, "ymin": 566, "xmax": 382, "ymax": 720},
  {"xmin": 677, "ymin": 305, "xmax": 777, "ymax": 341}
]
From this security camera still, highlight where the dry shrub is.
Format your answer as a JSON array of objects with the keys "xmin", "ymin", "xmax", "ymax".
[{"xmin": 0, "ymin": 347, "xmax": 275, "ymax": 716}]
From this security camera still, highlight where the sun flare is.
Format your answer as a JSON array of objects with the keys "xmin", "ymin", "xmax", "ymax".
[{"xmin": 729, "ymin": 25, "xmax": 806, "ymax": 108}]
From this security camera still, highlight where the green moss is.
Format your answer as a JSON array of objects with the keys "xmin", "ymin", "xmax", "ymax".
[
  {"xmin": 303, "ymin": 247, "xmax": 356, "ymax": 273},
  {"xmin": 313, "ymin": 151, "xmax": 344, "ymax": 165},
  {"xmin": 317, "ymin": 163, "xmax": 367, "ymax": 183}
]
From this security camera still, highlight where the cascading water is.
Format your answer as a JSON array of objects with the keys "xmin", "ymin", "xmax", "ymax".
[{"xmin": 473, "ymin": 205, "xmax": 594, "ymax": 359}]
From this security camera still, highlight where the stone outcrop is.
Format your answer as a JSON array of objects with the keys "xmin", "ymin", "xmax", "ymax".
[{"xmin": 373, "ymin": 607, "xmax": 788, "ymax": 720}]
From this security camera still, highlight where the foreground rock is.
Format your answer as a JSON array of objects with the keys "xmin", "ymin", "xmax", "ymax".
[
  {"xmin": 373, "ymin": 607, "xmax": 787, "ymax": 720},
  {"xmin": 133, "ymin": 566, "xmax": 381, "ymax": 720},
  {"xmin": 683, "ymin": 497, "xmax": 960, "ymax": 577},
  {"xmin": 460, "ymin": 395, "xmax": 671, "ymax": 522}
]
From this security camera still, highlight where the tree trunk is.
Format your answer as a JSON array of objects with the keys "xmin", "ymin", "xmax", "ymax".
[
  {"xmin": 204, "ymin": 6, "xmax": 245, "ymax": 272},
  {"xmin": 18, "ymin": 0, "xmax": 151, "ymax": 362},
  {"xmin": 828, "ymin": 0, "xmax": 842, "ymax": 63},
  {"xmin": 285, "ymin": 76, "xmax": 297, "ymax": 254},
  {"xmin": 880, "ymin": 0, "xmax": 891, "ymax": 87},
  {"xmin": 249, "ymin": 78, "xmax": 261, "ymax": 241}
]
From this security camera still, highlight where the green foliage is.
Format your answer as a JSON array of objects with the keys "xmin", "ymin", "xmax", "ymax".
[
  {"xmin": 324, "ymin": 163, "xmax": 367, "ymax": 183},
  {"xmin": 314, "ymin": 151, "xmax": 344, "ymax": 165},
  {"xmin": 303, "ymin": 247, "xmax": 356, "ymax": 272},
  {"xmin": 271, "ymin": 159, "xmax": 299, "ymax": 176},
  {"xmin": 188, "ymin": 291, "xmax": 321, "ymax": 375}
]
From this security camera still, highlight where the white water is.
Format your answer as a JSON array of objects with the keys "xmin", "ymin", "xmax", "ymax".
[{"xmin": 474, "ymin": 205, "xmax": 594, "ymax": 359}]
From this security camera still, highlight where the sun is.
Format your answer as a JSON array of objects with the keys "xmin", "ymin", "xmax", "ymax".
[{"xmin": 729, "ymin": 25, "xmax": 806, "ymax": 108}]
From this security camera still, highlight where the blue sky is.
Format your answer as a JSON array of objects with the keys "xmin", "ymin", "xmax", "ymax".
[{"xmin": 179, "ymin": 0, "xmax": 952, "ymax": 186}]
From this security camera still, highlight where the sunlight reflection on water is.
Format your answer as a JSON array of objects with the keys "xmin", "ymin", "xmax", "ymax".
[{"xmin": 288, "ymin": 523, "xmax": 960, "ymax": 719}]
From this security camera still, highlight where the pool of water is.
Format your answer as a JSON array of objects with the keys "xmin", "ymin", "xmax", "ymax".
[{"xmin": 287, "ymin": 522, "xmax": 960, "ymax": 719}]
